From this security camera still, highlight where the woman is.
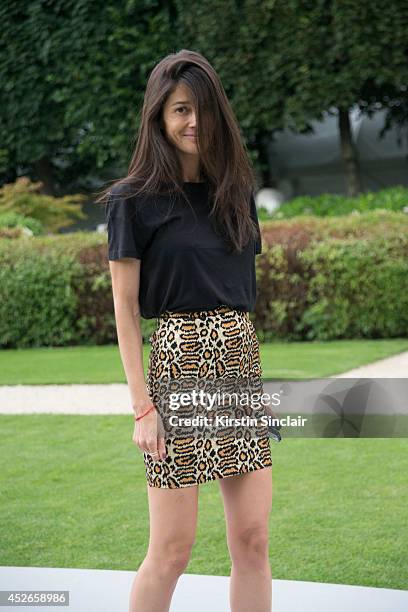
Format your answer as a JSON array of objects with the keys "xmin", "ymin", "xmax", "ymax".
[{"xmin": 103, "ymin": 49, "xmax": 280, "ymax": 612}]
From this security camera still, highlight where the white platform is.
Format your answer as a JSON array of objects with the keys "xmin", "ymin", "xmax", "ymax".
[{"xmin": 0, "ymin": 566, "xmax": 407, "ymax": 611}]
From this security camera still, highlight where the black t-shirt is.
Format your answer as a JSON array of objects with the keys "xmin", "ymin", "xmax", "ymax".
[{"xmin": 106, "ymin": 181, "xmax": 262, "ymax": 319}]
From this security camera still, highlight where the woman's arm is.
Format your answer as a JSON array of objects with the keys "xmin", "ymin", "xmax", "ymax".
[
  {"xmin": 108, "ymin": 257, "xmax": 152, "ymax": 415},
  {"xmin": 109, "ymin": 257, "xmax": 166, "ymax": 460}
]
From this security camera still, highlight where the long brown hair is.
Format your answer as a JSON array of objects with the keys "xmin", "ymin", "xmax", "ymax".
[{"xmin": 95, "ymin": 49, "xmax": 260, "ymax": 253}]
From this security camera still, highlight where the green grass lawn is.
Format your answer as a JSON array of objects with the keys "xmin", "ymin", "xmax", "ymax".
[
  {"xmin": 1, "ymin": 338, "xmax": 408, "ymax": 384},
  {"xmin": 1, "ymin": 415, "xmax": 407, "ymax": 589}
]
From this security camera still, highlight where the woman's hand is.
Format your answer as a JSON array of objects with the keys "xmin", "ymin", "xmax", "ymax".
[
  {"xmin": 264, "ymin": 404, "xmax": 280, "ymax": 423},
  {"xmin": 133, "ymin": 406, "xmax": 167, "ymax": 461},
  {"xmin": 264, "ymin": 404, "xmax": 282, "ymax": 442}
]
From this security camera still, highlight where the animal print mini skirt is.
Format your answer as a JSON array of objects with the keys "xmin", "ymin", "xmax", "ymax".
[{"xmin": 144, "ymin": 305, "xmax": 272, "ymax": 488}]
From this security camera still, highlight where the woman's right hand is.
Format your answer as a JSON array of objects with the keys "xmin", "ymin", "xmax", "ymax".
[{"xmin": 133, "ymin": 405, "xmax": 167, "ymax": 462}]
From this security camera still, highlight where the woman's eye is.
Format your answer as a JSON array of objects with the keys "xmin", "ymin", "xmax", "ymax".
[{"xmin": 176, "ymin": 106, "xmax": 187, "ymax": 114}]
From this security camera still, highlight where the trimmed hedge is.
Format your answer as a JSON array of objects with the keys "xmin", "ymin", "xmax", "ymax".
[
  {"xmin": 298, "ymin": 237, "xmax": 408, "ymax": 340},
  {"xmin": 254, "ymin": 210, "xmax": 408, "ymax": 341},
  {"xmin": 0, "ymin": 232, "xmax": 156, "ymax": 348},
  {"xmin": 0, "ymin": 210, "xmax": 407, "ymax": 347}
]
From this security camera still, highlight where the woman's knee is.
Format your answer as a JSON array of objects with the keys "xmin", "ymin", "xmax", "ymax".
[
  {"xmin": 145, "ymin": 483, "xmax": 198, "ymax": 578},
  {"xmin": 228, "ymin": 524, "xmax": 269, "ymax": 568},
  {"xmin": 148, "ymin": 539, "xmax": 194, "ymax": 578}
]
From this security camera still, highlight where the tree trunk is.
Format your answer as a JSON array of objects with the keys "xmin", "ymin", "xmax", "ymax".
[
  {"xmin": 255, "ymin": 131, "xmax": 276, "ymax": 188},
  {"xmin": 34, "ymin": 157, "xmax": 55, "ymax": 195},
  {"xmin": 338, "ymin": 107, "xmax": 362, "ymax": 197}
]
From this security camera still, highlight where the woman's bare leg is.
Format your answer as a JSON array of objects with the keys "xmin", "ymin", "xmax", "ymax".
[
  {"xmin": 129, "ymin": 483, "xmax": 199, "ymax": 612},
  {"xmin": 219, "ymin": 466, "xmax": 273, "ymax": 612}
]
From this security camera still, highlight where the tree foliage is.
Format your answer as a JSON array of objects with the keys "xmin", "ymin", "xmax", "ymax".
[
  {"xmin": 0, "ymin": 0, "xmax": 176, "ymax": 192},
  {"xmin": 176, "ymin": 0, "xmax": 408, "ymax": 191},
  {"xmin": 1, "ymin": 0, "xmax": 407, "ymax": 194}
]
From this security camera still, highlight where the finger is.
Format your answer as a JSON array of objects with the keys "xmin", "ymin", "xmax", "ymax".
[
  {"xmin": 132, "ymin": 424, "xmax": 139, "ymax": 444},
  {"xmin": 157, "ymin": 436, "xmax": 167, "ymax": 461},
  {"xmin": 146, "ymin": 442, "xmax": 159, "ymax": 461},
  {"xmin": 157, "ymin": 415, "xmax": 165, "ymax": 437},
  {"xmin": 265, "ymin": 404, "xmax": 278, "ymax": 418}
]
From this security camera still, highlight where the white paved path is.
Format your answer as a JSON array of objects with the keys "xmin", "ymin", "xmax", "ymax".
[
  {"xmin": 0, "ymin": 383, "xmax": 131, "ymax": 414},
  {"xmin": 336, "ymin": 350, "xmax": 408, "ymax": 378},
  {"xmin": 0, "ymin": 351, "xmax": 406, "ymax": 415},
  {"xmin": 0, "ymin": 566, "xmax": 407, "ymax": 612}
]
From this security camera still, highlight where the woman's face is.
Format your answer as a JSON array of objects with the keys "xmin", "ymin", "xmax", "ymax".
[{"xmin": 161, "ymin": 83, "xmax": 199, "ymax": 156}]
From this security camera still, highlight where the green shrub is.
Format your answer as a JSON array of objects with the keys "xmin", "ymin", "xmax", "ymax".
[
  {"xmin": 0, "ymin": 254, "xmax": 79, "ymax": 347},
  {"xmin": 264, "ymin": 185, "xmax": 408, "ymax": 219},
  {"xmin": 297, "ymin": 237, "xmax": 408, "ymax": 340},
  {"xmin": 0, "ymin": 210, "xmax": 407, "ymax": 347},
  {"xmin": 0, "ymin": 211, "xmax": 44, "ymax": 236},
  {"xmin": 0, "ymin": 177, "xmax": 87, "ymax": 232},
  {"xmin": 0, "ymin": 232, "xmax": 155, "ymax": 348},
  {"xmin": 254, "ymin": 210, "xmax": 408, "ymax": 341}
]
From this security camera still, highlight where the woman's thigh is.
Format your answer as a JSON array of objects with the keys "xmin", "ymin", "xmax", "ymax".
[
  {"xmin": 218, "ymin": 467, "xmax": 272, "ymax": 548},
  {"xmin": 146, "ymin": 483, "xmax": 199, "ymax": 558}
]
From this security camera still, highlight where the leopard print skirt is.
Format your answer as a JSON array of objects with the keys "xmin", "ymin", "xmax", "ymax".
[{"xmin": 144, "ymin": 305, "xmax": 272, "ymax": 488}]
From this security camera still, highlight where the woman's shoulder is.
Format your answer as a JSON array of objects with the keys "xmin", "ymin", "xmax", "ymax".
[
  {"xmin": 108, "ymin": 180, "xmax": 154, "ymax": 215},
  {"xmin": 108, "ymin": 180, "xmax": 147, "ymax": 202},
  {"xmin": 104, "ymin": 183, "xmax": 143, "ymax": 228},
  {"xmin": 109, "ymin": 179, "xmax": 173, "ymax": 203},
  {"xmin": 107, "ymin": 180, "xmax": 176, "ymax": 226}
]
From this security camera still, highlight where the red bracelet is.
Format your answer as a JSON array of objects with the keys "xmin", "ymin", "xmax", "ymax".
[{"xmin": 134, "ymin": 404, "xmax": 155, "ymax": 421}]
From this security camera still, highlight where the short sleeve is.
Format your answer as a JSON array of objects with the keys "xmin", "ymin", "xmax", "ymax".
[
  {"xmin": 105, "ymin": 185, "xmax": 144, "ymax": 260},
  {"xmin": 249, "ymin": 192, "xmax": 262, "ymax": 255}
]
